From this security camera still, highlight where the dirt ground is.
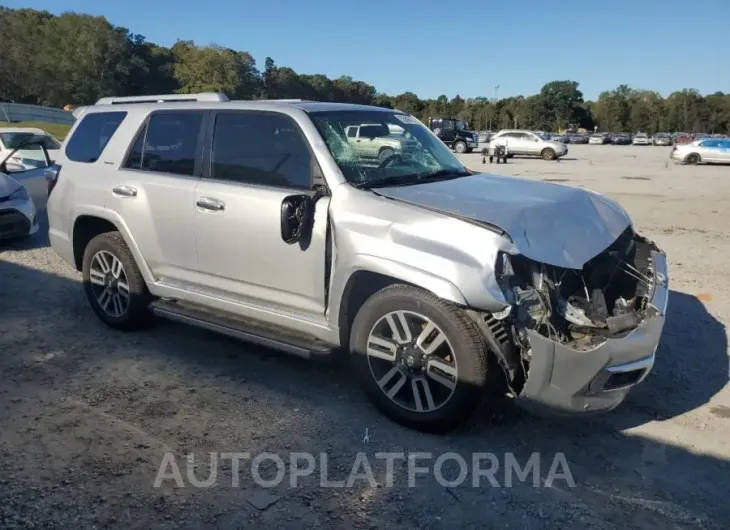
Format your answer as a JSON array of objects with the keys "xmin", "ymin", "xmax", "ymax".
[{"xmin": 1, "ymin": 144, "xmax": 729, "ymax": 529}]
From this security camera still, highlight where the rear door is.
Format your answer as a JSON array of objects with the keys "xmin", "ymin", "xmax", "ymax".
[
  {"xmin": 107, "ymin": 110, "xmax": 206, "ymax": 284},
  {"xmin": 192, "ymin": 110, "xmax": 330, "ymax": 317}
]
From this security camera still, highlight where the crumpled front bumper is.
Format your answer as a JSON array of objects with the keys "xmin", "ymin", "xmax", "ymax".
[{"xmin": 516, "ymin": 250, "xmax": 669, "ymax": 415}]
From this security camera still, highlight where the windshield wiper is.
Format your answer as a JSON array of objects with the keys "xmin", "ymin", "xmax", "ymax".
[{"xmin": 354, "ymin": 168, "xmax": 471, "ymax": 189}]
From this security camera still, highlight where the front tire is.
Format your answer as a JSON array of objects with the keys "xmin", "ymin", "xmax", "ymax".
[
  {"xmin": 82, "ymin": 232, "xmax": 152, "ymax": 330},
  {"xmin": 454, "ymin": 141, "xmax": 467, "ymax": 154},
  {"xmin": 349, "ymin": 285, "xmax": 489, "ymax": 433},
  {"xmin": 541, "ymin": 148, "xmax": 556, "ymax": 160}
]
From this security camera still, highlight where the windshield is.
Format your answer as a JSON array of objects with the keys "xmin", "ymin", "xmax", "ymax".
[
  {"xmin": 0, "ymin": 132, "xmax": 60, "ymax": 150},
  {"xmin": 310, "ymin": 110, "xmax": 468, "ymax": 188}
]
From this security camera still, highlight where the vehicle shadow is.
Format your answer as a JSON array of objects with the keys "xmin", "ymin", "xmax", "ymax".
[{"xmin": 1, "ymin": 258, "xmax": 728, "ymax": 528}]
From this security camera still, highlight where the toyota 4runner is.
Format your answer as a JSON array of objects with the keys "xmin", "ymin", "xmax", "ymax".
[{"xmin": 47, "ymin": 93, "xmax": 669, "ymax": 432}]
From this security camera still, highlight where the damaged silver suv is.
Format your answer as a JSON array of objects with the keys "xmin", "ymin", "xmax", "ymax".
[{"xmin": 48, "ymin": 93, "xmax": 669, "ymax": 432}]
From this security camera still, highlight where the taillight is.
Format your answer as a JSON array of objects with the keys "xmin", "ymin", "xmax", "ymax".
[{"xmin": 45, "ymin": 165, "xmax": 61, "ymax": 196}]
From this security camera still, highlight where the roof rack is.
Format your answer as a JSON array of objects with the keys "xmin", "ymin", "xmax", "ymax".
[
  {"xmin": 255, "ymin": 99, "xmax": 305, "ymax": 103},
  {"xmin": 94, "ymin": 93, "xmax": 230, "ymax": 105}
]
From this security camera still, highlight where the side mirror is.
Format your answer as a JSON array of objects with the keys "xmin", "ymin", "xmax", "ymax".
[{"xmin": 281, "ymin": 194, "xmax": 313, "ymax": 245}]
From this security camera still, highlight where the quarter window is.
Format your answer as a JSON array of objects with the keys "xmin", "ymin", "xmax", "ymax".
[
  {"xmin": 65, "ymin": 111, "xmax": 127, "ymax": 163},
  {"xmin": 210, "ymin": 113, "xmax": 313, "ymax": 189},
  {"xmin": 124, "ymin": 112, "xmax": 203, "ymax": 176}
]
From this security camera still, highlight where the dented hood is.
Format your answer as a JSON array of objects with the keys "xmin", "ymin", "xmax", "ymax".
[{"xmin": 376, "ymin": 173, "xmax": 631, "ymax": 269}]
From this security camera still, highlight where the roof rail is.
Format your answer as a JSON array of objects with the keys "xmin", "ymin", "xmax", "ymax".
[
  {"xmin": 94, "ymin": 93, "xmax": 230, "ymax": 105},
  {"xmin": 256, "ymin": 99, "xmax": 305, "ymax": 103}
]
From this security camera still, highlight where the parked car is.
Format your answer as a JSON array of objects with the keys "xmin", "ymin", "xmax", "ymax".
[
  {"xmin": 477, "ymin": 131, "xmax": 493, "ymax": 143},
  {"xmin": 567, "ymin": 133, "xmax": 588, "ymax": 144},
  {"xmin": 652, "ymin": 133, "xmax": 672, "ymax": 146},
  {"xmin": 427, "ymin": 117, "xmax": 479, "ymax": 153},
  {"xmin": 632, "ymin": 133, "xmax": 651, "ymax": 146},
  {"xmin": 0, "ymin": 134, "xmax": 54, "ymax": 240},
  {"xmin": 344, "ymin": 123, "xmax": 420, "ymax": 162},
  {"xmin": 0, "ymin": 128, "xmax": 61, "ymax": 170},
  {"xmin": 488, "ymin": 129, "xmax": 568, "ymax": 160},
  {"xmin": 589, "ymin": 134, "xmax": 609, "ymax": 145},
  {"xmin": 611, "ymin": 134, "xmax": 631, "ymax": 145},
  {"xmin": 671, "ymin": 137, "xmax": 730, "ymax": 165},
  {"xmin": 673, "ymin": 134, "xmax": 693, "ymax": 145},
  {"xmin": 550, "ymin": 133, "xmax": 568, "ymax": 143},
  {"xmin": 47, "ymin": 93, "xmax": 668, "ymax": 432}
]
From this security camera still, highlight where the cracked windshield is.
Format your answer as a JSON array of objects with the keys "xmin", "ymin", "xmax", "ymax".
[{"xmin": 311, "ymin": 110, "xmax": 469, "ymax": 188}]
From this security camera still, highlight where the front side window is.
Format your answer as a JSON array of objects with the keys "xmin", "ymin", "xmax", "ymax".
[
  {"xmin": 65, "ymin": 111, "xmax": 127, "ymax": 163},
  {"xmin": 125, "ymin": 112, "xmax": 203, "ymax": 176},
  {"xmin": 310, "ymin": 110, "xmax": 468, "ymax": 188},
  {"xmin": 210, "ymin": 112, "xmax": 313, "ymax": 189},
  {"xmin": 455, "ymin": 120, "xmax": 468, "ymax": 131}
]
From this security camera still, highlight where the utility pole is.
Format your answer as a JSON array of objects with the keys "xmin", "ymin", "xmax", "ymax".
[{"xmin": 488, "ymin": 84, "xmax": 500, "ymax": 132}]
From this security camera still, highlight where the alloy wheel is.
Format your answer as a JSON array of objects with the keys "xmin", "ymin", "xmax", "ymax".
[
  {"xmin": 366, "ymin": 310, "xmax": 458, "ymax": 412},
  {"xmin": 88, "ymin": 250, "xmax": 130, "ymax": 318}
]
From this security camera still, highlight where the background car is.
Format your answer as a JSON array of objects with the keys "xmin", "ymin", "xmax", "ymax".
[
  {"xmin": 489, "ymin": 129, "xmax": 568, "ymax": 160},
  {"xmin": 671, "ymin": 138, "xmax": 730, "ymax": 165},
  {"xmin": 673, "ymin": 134, "xmax": 693, "ymax": 144},
  {"xmin": 589, "ymin": 134, "xmax": 609, "ymax": 145},
  {"xmin": 632, "ymin": 133, "xmax": 651, "ymax": 145},
  {"xmin": 0, "ymin": 128, "xmax": 61, "ymax": 170},
  {"xmin": 653, "ymin": 133, "xmax": 672, "ymax": 146},
  {"xmin": 567, "ymin": 133, "xmax": 588, "ymax": 144},
  {"xmin": 550, "ymin": 133, "xmax": 568, "ymax": 143},
  {"xmin": 611, "ymin": 134, "xmax": 631, "ymax": 145},
  {"xmin": 0, "ymin": 135, "xmax": 54, "ymax": 240}
]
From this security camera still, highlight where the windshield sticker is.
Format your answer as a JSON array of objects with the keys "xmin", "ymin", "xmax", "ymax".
[{"xmin": 393, "ymin": 114, "xmax": 420, "ymax": 125}]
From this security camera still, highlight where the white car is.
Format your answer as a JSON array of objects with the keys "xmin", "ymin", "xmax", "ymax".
[
  {"xmin": 632, "ymin": 133, "xmax": 651, "ymax": 146},
  {"xmin": 670, "ymin": 138, "xmax": 730, "ymax": 165},
  {"xmin": 0, "ymin": 128, "xmax": 61, "ymax": 170},
  {"xmin": 589, "ymin": 134, "xmax": 608, "ymax": 145},
  {"xmin": 0, "ymin": 134, "xmax": 55, "ymax": 240},
  {"xmin": 488, "ymin": 130, "xmax": 568, "ymax": 160}
]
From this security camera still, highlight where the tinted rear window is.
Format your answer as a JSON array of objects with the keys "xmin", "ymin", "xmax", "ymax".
[{"xmin": 65, "ymin": 111, "xmax": 127, "ymax": 163}]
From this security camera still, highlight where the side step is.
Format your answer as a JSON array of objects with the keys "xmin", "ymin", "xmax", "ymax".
[{"xmin": 150, "ymin": 299, "xmax": 337, "ymax": 360}]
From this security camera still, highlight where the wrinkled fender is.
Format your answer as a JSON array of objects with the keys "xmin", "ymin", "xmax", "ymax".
[
  {"xmin": 328, "ymin": 254, "xmax": 469, "ymax": 328},
  {"xmin": 71, "ymin": 205, "xmax": 155, "ymax": 283}
]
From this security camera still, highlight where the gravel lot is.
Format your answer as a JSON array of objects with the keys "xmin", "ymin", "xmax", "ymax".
[{"xmin": 1, "ymin": 144, "xmax": 729, "ymax": 529}]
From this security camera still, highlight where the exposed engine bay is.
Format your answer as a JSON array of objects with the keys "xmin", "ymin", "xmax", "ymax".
[{"xmin": 479, "ymin": 227, "xmax": 662, "ymax": 392}]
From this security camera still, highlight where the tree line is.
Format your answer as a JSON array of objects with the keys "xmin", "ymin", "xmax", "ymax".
[{"xmin": 2, "ymin": 6, "xmax": 729, "ymax": 134}]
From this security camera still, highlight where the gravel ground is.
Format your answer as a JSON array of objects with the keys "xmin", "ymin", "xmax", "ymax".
[{"xmin": 1, "ymin": 144, "xmax": 729, "ymax": 529}]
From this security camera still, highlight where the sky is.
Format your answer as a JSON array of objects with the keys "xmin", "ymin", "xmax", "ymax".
[{"xmin": 6, "ymin": 0, "xmax": 729, "ymax": 101}]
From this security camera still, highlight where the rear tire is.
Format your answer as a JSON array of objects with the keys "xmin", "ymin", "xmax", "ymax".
[
  {"xmin": 685, "ymin": 153, "xmax": 701, "ymax": 165},
  {"xmin": 349, "ymin": 284, "xmax": 490, "ymax": 433},
  {"xmin": 82, "ymin": 232, "xmax": 153, "ymax": 330},
  {"xmin": 541, "ymin": 148, "xmax": 556, "ymax": 161}
]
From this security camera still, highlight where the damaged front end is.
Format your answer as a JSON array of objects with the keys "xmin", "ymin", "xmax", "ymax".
[{"xmin": 481, "ymin": 227, "xmax": 669, "ymax": 415}]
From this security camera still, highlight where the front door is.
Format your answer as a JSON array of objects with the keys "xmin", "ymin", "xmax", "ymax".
[{"xmin": 193, "ymin": 110, "xmax": 329, "ymax": 317}]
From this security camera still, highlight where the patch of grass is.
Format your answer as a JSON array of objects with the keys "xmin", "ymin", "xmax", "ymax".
[{"xmin": 0, "ymin": 120, "xmax": 72, "ymax": 140}]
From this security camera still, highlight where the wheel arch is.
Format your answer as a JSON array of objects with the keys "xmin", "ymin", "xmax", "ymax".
[
  {"xmin": 71, "ymin": 209, "xmax": 155, "ymax": 282},
  {"xmin": 332, "ymin": 261, "xmax": 468, "ymax": 348}
]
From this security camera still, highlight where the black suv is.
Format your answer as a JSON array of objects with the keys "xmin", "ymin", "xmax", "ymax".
[{"xmin": 427, "ymin": 117, "xmax": 479, "ymax": 153}]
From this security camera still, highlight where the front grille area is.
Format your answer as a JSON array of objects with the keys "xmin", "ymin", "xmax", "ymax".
[{"xmin": 0, "ymin": 209, "xmax": 31, "ymax": 238}]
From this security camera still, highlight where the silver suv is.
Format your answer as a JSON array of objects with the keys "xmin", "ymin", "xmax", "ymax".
[
  {"xmin": 48, "ymin": 93, "xmax": 669, "ymax": 432},
  {"xmin": 489, "ymin": 130, "xmax": 568, "ymax": 160}
]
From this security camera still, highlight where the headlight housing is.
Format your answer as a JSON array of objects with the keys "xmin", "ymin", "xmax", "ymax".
[{"xmin": 9, "ymin": 187, "xmax": 29, "ymax": 201}]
